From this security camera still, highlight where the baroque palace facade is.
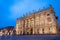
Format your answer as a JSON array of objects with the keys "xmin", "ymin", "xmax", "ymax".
[{"xmin": 16, "ymin": 6, "xmax": 58, "ymax": 35}]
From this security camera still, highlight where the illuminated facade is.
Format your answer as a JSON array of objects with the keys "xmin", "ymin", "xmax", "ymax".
[
  {"xmin": 0, "ymin": 26, "xmax": 15, "ymax": 36},
  {"xmin": 16, "ymin": 6, "xmax": 58, "ymax": 35}
]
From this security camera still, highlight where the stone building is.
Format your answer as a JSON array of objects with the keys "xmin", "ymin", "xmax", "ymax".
[
  {"xmin": 58, "ymin": 26, "xmax": 60, "ymax": 34},
  {"xmin": 0, "ymin": 26, "xmax": 15, "ymax": 36},
  {"xmin": 16, "ymin": 5, "xmax": 58, "ymax": 35}
]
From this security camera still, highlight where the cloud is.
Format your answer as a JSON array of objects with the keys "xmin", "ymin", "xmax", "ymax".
[{"xmin": 9, "ymin": 0, "xmax": 49, "ymax": 19}]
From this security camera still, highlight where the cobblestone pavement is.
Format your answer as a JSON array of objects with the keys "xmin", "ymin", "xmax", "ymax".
[{"xmin": 0, "ymin": 35, "xmax": 60, "ymax": 40}]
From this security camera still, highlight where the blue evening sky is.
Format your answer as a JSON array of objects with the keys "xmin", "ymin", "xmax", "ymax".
[{"xmin": 0, "ymin": 0, "xmax": 60, "ymax": 28}]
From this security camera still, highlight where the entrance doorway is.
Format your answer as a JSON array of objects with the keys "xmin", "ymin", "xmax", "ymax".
[{"xmin": 30, "ymin": 28, "xmax": 33, "ymax": 34}]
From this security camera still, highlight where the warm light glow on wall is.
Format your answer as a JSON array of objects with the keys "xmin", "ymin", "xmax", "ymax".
[{"xmin": 39, "ymin": 28, "xmax": 43, "ymax": 34}]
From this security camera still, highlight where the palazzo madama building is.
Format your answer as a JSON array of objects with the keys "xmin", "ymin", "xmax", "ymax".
[{"xmin": 16, "ymin": 6, "xmax": 58, "ymax": 35}]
